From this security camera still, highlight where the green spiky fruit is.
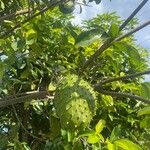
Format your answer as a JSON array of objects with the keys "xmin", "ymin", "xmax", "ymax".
[
  {"xmin": 54, "ymin": 74, "xmax": 96, "ymax": 131},
  {"xmin": 59, "ymin": 1, "xmax": 75, "ymax": 14}
]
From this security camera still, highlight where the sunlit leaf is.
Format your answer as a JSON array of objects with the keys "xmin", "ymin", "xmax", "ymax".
[
  {"xmin": 138, "ymin": 106, "xmax": 150, "ymax": 116},
  {"xmin": 78, "ymin": 130, "xmax": 95, "ymax": 137},
  {"xmin": 87, "ymin": 134, "xmax": 104, "ymax": 144},
  {"xmin": 95, "ymin": 119, "xmax": 106, "ymax": 133},
  {"xmin": 0, "ymin": 0, "xmax": 5, "ymax": 9},
  {"xmin": 114, "ymin": 139, "xmax": 142, "ymax": 150},
  {"xmin": 107, "ymin": 141, "xmax": 117, "ymax": 150}
]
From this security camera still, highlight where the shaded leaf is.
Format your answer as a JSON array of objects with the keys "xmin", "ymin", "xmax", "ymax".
[
  {"xmin": 108, "ymin": 23, "xmax": 119, "ymax": 38},
  {"xmin": 140, "ymin": 82, "xmax": 150, "ymax": 99},
  {"xmin": 75, "ymin": 28, "xmax": 105, "ymax": 46},
  {"xmin": 72, "ymin": 139, "xmax": 83, "ymax": 150},
  {"xmin": 110, "ymin": 126, "xmax": 121, "ymax": 142},
  {"xmin": 0, "ymin": 62, "xmax": 4, "ymax": 79},
  {"xmin": 140, "ymin": 116, "xmax": 150, "ymax": 129}
]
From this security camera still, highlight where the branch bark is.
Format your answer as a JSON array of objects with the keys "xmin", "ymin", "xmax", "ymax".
[
  {"xmin": 95, "ymin": 70, "xmax": 150, "ymax": 85},
  {"xmin": 95, "ymin": 86, "xmax": 150, "ymax": 104},
  {"xmin": 0, "ymin": 91, "xmax": 54, "ymax": 108},
  {"xmin": 0, "ymin": 9, "xmax": 32, "ymax": 22},
  {"xmin": 119, "ymin": 0, "xmax": 149, "ymax": 31}
]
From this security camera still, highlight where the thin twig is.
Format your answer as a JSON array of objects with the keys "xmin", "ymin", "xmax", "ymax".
[
  {"xmin": 12, "ymin": 105, "xmax": 44, "ymax": 141},
  {"xmin": 95, "ymin": 86, "xmax": 150, "ymax": 104},
  {"xmin": 0, "ymin": 0, "xmax": 69, "ymax": 38},
  {"xmin": 95, "ymin": 70, "xmax": 150, "ymax": 85}
]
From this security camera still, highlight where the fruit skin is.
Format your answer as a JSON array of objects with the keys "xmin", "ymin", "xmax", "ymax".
[
  {"xmin": 59, "ymin": 1, "xmax": 75, "ymax": 14},
  {"xmin": 54, "ymin": 74, "xmax": 96, "ymax": 131}
]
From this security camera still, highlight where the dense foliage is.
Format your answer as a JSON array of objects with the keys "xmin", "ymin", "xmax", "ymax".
[{"xmin": 0, "ymin": 0, "xmax": 150, "ymax": 149}]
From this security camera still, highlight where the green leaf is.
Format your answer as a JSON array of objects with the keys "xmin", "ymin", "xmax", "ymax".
[
  {"xmin": 78, "ymin": 129, "xmax": 95, "ymax": 137},
  {"xmin": 114, "ymin": 139, "xmax": 142, "ymax": 150},
  {"xmin": 87, "ymin": 134, "xmax": 103, "ymax": 144},
  {"xmin": 140, "ymin": 116, "xmax": 150, "ymax": 129},
  {"xmin": 138, "ymin": 107, "xmax": 150, "ymax": 116},
  {"xmin": 0, "ymin": 62, "xmax": 4, "ymax": 79},
  {"xmin": 110, "ymin": 126, "xmax": 121, "ymax": 142},
  {"xmin": 14, "ymin": 141, "xmax": 24, "ymax": 150},
  {"xmin": 72, "ymin": 139, "xmax": 83, "ymax": 150},
  {"xmin": 75, "ymin": 28, "xmax": 104, "ymax": 46},
  {"xmin": 107, "ymin": 141, "xmax": 117, "ymax": 150},
  {"xmin": 0, "ymin": 0, "xmax": 4, "ymax": 10},
  {"xmin": 0, "ymin": 135, "xmax": 8, "ymax": 149},
  {"xmin": 49, "ymin": 116, "xmax": 61, "ymax": 139},
  {"xmin": 140, "ymin": 82, "xmax": 150, "ymax": 99},
  {"xmin": 26, "ymin": 29, "xmax": 37, "ymax": 45},
  {"xmin": 108, "ymin": 23, "xmax": 119, "ymax": 38},
  {"xmin": 95, "ymin": 119, "xmax": 106, "ymax": 133},
  {"xmin": 113, "ymin": 42, "xmax": 141, "ymax": 66}
]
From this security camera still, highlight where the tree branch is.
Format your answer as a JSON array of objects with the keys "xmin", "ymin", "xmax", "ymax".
[
  {"xmin": 115, "ymin": 20, "xmax": 150, "ymax": 42},
  {"xmin": 79, "ymin": 20, "xmax": 150, "ymax": 75},
  {"xmin": 119, "ymin": 0, "xmax": 149, "ymax": 31},
  {"xmin": 95, "ymin": 70, "xmax": 150, "ymax": 85},
  {"xmin": 79, "ymin": 0, "xmax": 149, "ymax": 75},
  {"xmin": 95, "ymin": 86, "xmax": 150, "ymax": 104},
  {"xmin": 0, "ymin": 9, "xmax": 32, "ymax": 22},
  {"xmin": 0, "ymin": 91, "xmax": 54, "ymax": 108},
  {"xmin": 0, "ymin": 0, "xmax": 69, "ymax": 39}
]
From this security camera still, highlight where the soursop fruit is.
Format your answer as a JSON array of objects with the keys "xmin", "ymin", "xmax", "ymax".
[
  {"xmin": 59, "ymin": 1, "xmax": 75, "ymax": 14},
  {"xmin": 54, "ymin": 74, "xmax": 96, "ymax": 131}
]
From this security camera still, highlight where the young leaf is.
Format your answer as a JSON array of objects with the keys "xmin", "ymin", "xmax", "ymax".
[
  {"xmin": 114, "ymin": 139, "xmax": 142, "ymax": 150},
  {"xmin": 75, "ymin": 28, "xmax": 105, "ymax": 46},
  {"xmin": 138, "ymin": 107, "xmax": 150, "ymax": 116},
  {"xmin": 95, "ymin": 119, "xmax": 106, "ymax": 134}
]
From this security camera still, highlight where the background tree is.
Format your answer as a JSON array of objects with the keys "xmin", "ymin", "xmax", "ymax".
[{"xmin": 0, "ymin": 0, "xmax": 150, "ymax": 149}]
